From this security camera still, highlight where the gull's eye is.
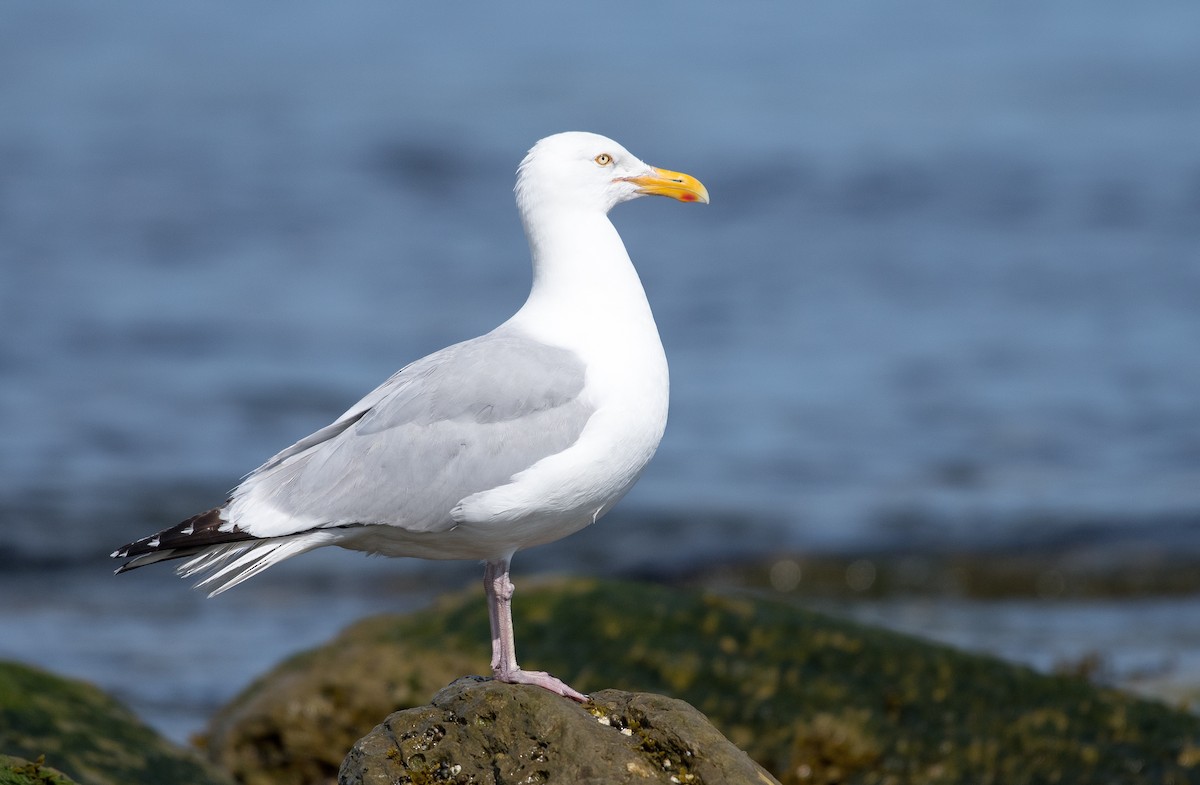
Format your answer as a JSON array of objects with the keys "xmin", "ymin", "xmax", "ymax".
[{"xmin": 594, "ymin": 153, "xmax": 613, "ymax": 166}]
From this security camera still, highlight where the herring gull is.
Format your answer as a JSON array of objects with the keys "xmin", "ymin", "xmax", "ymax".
[{"xmin": 112, "ymin": 131, "xmax": 709, "ymax": 701}]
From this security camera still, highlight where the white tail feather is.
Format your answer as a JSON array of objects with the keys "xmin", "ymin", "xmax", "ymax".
[
  {"xmin": 175, "ymin": 532, "xmax": 342, "ymax": 597},
  {"xmin": 178, "ymin": 543, "xmax": 254, "ymax": 579}
]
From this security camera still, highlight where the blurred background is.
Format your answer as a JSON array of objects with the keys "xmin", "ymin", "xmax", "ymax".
[{"xmin": 1, "ymin": 0, "xmax": 1198, "ymax": 742}]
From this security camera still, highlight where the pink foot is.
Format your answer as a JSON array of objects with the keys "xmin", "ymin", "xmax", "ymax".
[{"xmin": 495, "ymin": 667, "xmax": 589, "ymax": 702}]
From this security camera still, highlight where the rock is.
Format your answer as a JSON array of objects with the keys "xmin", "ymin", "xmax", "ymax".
[
  {"xmin": 0, "ymin": 661, "xmax": 231, "ymax": 785},
  {"xmin": 338, "ymin": 679, "xmax": 779, "ymax": 785},
  {"xmin": 203, "ymin": 641, "xmax": 480, "ymax": 785},
  {"xmin": 0, "ymin": 755, "xmax": 79, "ymax": 785},
  {"xmin": 205, "ymin": 579, "xmax": 1200, "ymax": 785}
]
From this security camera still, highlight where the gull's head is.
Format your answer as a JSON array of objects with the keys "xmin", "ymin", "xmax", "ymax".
[{"xmin": 515, "ymin": 131, "xmax": 709, "ymax": 216}]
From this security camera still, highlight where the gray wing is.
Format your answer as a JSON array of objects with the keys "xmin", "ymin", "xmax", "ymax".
[{"xmin": 232, "ymin": 325, "xmax": 595, "ymax": 534}]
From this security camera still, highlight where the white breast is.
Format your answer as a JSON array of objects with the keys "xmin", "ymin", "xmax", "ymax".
[{"xmin": 447, "ymin": 208, "xmax": 670, "ymax": 554}]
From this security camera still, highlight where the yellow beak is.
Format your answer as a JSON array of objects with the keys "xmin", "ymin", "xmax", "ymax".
[{"xmin": 620, "ymin": 167, "xmax": 710, "ymax": 204}]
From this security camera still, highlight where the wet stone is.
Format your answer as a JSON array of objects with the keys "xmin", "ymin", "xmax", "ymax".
[{"xmin": 338, "ymin": 679, "xmax": 779, "ymax": 785}]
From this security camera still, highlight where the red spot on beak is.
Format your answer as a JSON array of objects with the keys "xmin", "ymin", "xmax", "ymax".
[{"xmin": 679, "ymin": 193, "xmax": 697, "ymax": 202}]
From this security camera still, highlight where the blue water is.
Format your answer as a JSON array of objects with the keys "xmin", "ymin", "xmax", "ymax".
[{"xmin": 2, "ymin": 1, "xmax": 1199, "ymax": 741}]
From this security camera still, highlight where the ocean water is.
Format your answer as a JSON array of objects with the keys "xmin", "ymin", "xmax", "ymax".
[{"xmin": 2, "ymin": 1, "xmax": 1199, "ymax": 742}]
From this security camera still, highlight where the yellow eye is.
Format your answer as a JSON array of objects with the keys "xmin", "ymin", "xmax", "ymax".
[{"xmin": 594, "ymin": 153, "xmax": 613, "ymax": 166}]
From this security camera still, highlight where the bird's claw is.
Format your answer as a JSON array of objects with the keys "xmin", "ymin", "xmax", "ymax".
[{"xmin": 494, "ymin": 667, "xmax": 589, "ymax": 703}]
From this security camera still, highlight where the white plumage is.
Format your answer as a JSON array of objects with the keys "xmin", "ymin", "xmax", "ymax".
[{"xmin": 113, "ymin": 131, "xmax": 708, "ymax": 700}]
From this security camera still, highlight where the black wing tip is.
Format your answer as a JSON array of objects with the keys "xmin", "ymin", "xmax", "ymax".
[
  {"xmin": 110, "ymin": 535, "xmax": 158, "ymax": 560},
  {"xmin": 110, "ymin": 504, "xmax": 250, "ymax": 566}
]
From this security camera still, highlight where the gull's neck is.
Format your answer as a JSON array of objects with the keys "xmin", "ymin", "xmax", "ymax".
[
  {"xmin": 508, "ymin": 200, "xmax": 668, "ymax": 414},
  {"xmin": 511, "ymin": 204, "xmax": 656, "ymax": 339}
]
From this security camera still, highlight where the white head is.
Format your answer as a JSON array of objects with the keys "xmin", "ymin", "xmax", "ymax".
[{"xmin": 515, "ymin": 132, "xmax": 709, "ymax": 217}]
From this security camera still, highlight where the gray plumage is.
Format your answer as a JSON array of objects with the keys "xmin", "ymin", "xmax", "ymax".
[
  {"xmin": 113, "ymin": 323, "xmax": 594, "ymax": 581},
  {"xmin": 240, "ymin": 324, "xmax": 593, "ymax": 534}
]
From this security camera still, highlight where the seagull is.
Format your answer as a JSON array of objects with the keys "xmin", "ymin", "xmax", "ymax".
[{"xmin": 112, "ymin": 131, "xmax": 708, "ymax": 701}]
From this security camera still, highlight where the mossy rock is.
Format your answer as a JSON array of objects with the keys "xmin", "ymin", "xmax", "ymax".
[
  {"xmin": 207, "ymin": 579, "xmax": 1200, "ymax": 785},
  {"xmin": 339, "ymin": 680, "xmax": 780, "ymax": 784},
  {"xmin": 0, "ymin": 661, "xmax": 231, "ymax": 785},
  {"xmin": 0, "ymin": 755, "xmax": 79, "ymax": 785},
  {"xmin": 203, "ymin": 639, "xmax": 478, "ymax": 785}
]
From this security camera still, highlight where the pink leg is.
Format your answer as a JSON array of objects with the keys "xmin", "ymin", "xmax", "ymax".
[{"xmin": 483, "ymin": 557, "xmax": 588, "ymax": 702}]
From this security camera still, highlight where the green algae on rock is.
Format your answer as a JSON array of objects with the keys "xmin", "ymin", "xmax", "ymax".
[
  {"xmin": 0, "ymin": 755, "xmax": 79, "ymax": 785},
  {"xmin": 201, "ymin": 640, "xmax": 479, "ymax": 785},
  {"xmin": 339, "ymin": 679, "xmax": 779, "ymax": 785},
  {"xmin": 693, "ymin": 546, "xmax": 1200, "ymax": 600},
  {"xmin": 206, "ymin": 579, "xmax": 1200, "ymax": 785},
  {"xmin": 0, "ymin": 661, "xmax": 231, "ymax": 785}
]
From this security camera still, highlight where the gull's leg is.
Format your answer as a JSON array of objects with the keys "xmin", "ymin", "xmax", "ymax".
[
  {"xmin": 484, "ymin": 559, "xmax": 504, "ymax": 673},
  {"xmin": 483, "ymin": 556, "xmax": 588, "ymax": 702}
]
